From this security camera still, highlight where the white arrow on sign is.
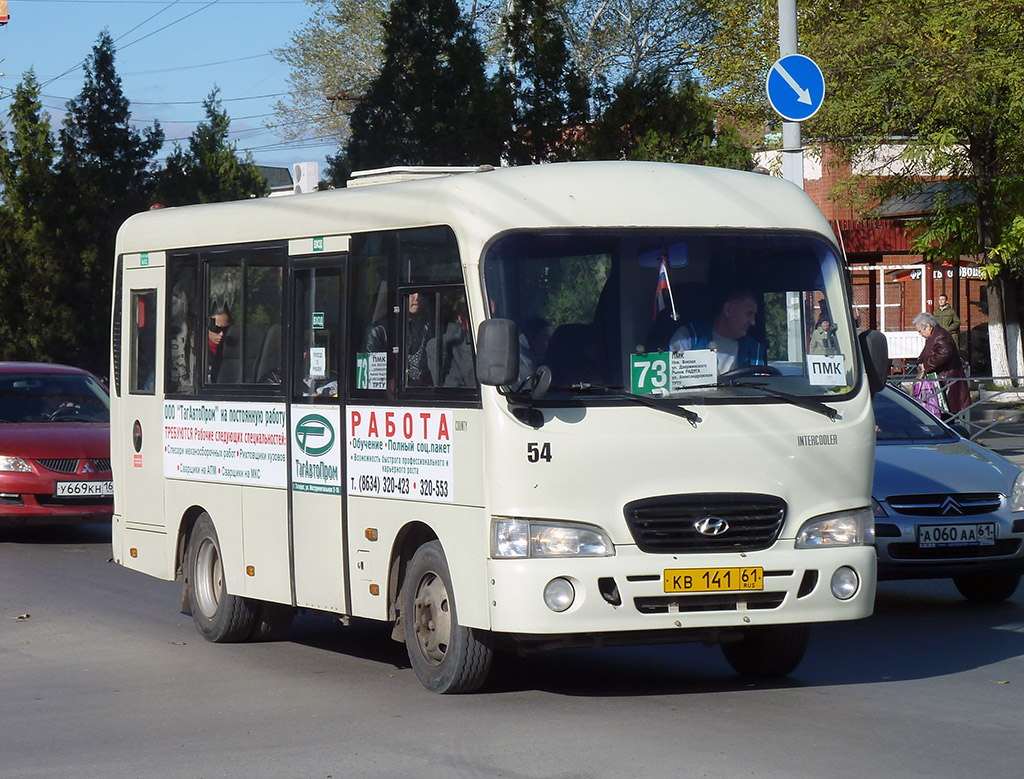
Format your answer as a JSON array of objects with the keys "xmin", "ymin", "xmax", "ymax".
[{"xmin": 772, "ymin": 60, "xmax": 812, "ymax": 105}]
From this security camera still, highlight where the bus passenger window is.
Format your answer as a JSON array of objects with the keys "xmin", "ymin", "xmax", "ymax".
[
  {"xmin": 350, "ymin": 235, "xmax": 393, "ymax": 396},
  {"xmin": 426, "ymin": 291, "xmax": 475, "ymax": 389},
  {"xmin": 167, "ymin": 259, "xmax": 196, "ymax": 394},
  {"xmin": 205, "ymin": 258, "xmax": 284, "ymax": 386},
  {"xmin": 130, "ymin": 290, "xmax": 157, "ymax": 394},
  {"xmin": 403, "ymin": 291, "xmax": 434, "ymax": 389}
]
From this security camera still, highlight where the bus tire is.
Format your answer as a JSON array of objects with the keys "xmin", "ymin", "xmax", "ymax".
[
  {"xmin": 402, "ymin": 540, "xmax": 493, "ymax": 694},
  {"xmin": 721, "ymin": 624, "xmax": 810, "ymax": 678},
  {"xmin": 186, "ymin": 513, "xmax": 257, "ymax": 643},
  {"xmin": 953, "ymin": 573, "xmax": 1021, "ymax": 602},
  {"xmin": 250, "ymin": 601, "xmax": 296, "ymax": 642}
]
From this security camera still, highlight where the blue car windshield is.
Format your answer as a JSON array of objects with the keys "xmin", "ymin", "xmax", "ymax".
[
  {"xmin": 873, "ymin": 387, "xmax": 953, "ymax": 441},
  {"xmin": 0, "ymin": 373, "xmax": 110, "ymax": 423},
  {"xmin": 483, "ymin": 229, "xmax": 858, "ymax": 399}
]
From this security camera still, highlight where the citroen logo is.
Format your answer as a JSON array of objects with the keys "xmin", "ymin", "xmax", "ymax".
[
  {"xmin": 940, "ymin": 496, "xmax": 963, "ymax": 516},
  {"xmin": 694, "ymin": 515, "xmax": 730, "ymax": 536}
]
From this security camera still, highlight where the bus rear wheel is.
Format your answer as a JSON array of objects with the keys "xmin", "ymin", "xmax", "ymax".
[
  {"xmin": 186, "ymin": 513, "xmax": 257, "ymax": 642},
  {"xmin": 721, "ymin": 624, "xmax": 810, "ymax": 678},
  {"xmin": 402, "ymin": 541, "xmax": 493, "ymax": 694}
]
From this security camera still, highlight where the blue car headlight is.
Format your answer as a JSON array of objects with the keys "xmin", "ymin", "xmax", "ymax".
[{"xmin": 1011, "ymin": 470, "xmax": 1024, "ymax": 513}]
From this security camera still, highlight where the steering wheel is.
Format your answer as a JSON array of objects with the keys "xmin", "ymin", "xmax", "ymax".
[
  {"xmin": 720, "ymin": 364, "xmax": 782, "ymax": 380},
  {"xmin": 48, "ymin": 404, "xmax": 83, "ymax": 421}
]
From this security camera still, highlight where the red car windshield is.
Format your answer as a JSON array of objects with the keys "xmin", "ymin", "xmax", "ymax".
[{"xmin": 0, "ymin": 372, "xmax": 110, "ymax": 423}]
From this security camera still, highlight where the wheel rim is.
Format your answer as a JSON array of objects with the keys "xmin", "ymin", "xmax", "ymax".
[
  {"xmin": 411, "ymin": 571, "xmax": 452, "ymax": 666},
  {"xmin": 193, "ymin": 536, "xmax": 223, "ymax": 618}
]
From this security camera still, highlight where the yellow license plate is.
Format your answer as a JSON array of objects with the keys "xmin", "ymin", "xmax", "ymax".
[{"xmin": 663, "ymin": 567, "xmax": 764, "ymax": 593}]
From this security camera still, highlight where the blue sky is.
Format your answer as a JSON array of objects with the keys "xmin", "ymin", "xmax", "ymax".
[{"xmin": 0, "ymin": 0, "xmax": 337, "ymax": 174}]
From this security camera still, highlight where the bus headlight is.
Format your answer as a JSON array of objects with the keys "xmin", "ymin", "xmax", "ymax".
[
  {"xmin": 795, "ymin": 507, "xmax": 874, "ymax": 548},
  {"xmin": 491, "ymin": 517, "xmax": 614, "ymax": 558}
]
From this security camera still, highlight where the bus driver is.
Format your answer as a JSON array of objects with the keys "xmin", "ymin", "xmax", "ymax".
[{"xmin": 669, "ymin": 289, "xmax": 766, "ymax": 373}]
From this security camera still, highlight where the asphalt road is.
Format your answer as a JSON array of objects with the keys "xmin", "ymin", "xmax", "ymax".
[{"xmin": 2, "ymin": 521, "xmax": 1023, "ymax": 779}]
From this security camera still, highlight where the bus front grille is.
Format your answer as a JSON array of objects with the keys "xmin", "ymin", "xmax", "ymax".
[{"xmin": 623, "ymin": 493, "xmax": 786, "ymax": 553}]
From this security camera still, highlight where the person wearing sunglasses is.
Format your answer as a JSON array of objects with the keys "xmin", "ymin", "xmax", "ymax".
[{"xmin": 207, "ymin": 303, "xmax": 232, "ymax": 383}]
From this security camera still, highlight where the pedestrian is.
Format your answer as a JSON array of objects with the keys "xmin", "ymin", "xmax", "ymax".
[
  {"xmin": 913, "ymin": 311, "xmax": 969, "ymax": 416},
  {"xmin": 934, "ymin": 293, "xmax": 961, "ymax": 349}
]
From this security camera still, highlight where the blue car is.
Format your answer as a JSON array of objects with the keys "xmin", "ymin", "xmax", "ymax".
[{"xmin": 872, "ymin": 385, "xmax": 1024, "ymax": 601}]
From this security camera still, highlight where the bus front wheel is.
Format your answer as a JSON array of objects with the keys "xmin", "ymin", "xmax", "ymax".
[
  {"xmin": 186, "ymin": 513, "xmax": 257, "ymax": 642},
  {"xmin": 721, "ymin": 624, "xmax": 810, "ymax": 678},
  {"xmin": 402, "ymin": 541, "xmax": 493, "ymax": 694}
]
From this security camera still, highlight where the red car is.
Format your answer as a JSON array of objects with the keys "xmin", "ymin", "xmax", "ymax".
[{"xmin": 0, "ymin": 362, "xmax": 112, "ymax": 525}]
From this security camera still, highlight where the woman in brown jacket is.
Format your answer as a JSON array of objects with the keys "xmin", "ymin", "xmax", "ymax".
[{"xmin": 913, "ymin": 311, "xmax": 970, "ymax": 414}]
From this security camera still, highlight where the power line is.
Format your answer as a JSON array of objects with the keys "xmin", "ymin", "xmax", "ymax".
[
  {"xmin": 40, "ymin": 91, "xmax": 286, "ymax": 106},
  {"xmin": 122, "ymin": 52, "xmax": 273, "ymax": 76}
]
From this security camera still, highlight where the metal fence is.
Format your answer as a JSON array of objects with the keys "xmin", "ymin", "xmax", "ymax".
[{"xmin": 887, "ymin": 374, "xmax": 1024, "ymax": 442}]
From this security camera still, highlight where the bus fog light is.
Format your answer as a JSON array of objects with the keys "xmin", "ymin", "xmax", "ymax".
[
  {"xmin": 830, "ymin": 566, "xmax": 859, "ymax": 600},
  {"xmin": 543, "ymin": 578, "xmax": 575, "ymax": 612}
]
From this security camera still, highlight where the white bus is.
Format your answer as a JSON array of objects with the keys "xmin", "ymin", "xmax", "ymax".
[{"xmin": 110, "ymin": 162, "xmax": 888, "ymax": 693}]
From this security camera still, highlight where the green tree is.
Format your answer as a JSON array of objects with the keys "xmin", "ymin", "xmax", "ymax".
[
  {"xmin": 346, "ymin": 0, "xmax": 506, "ymax": 168},
  {"xmin": 271, "ymin": 0, "xmax": 390, "ymax": 149},
  {"xmin": 582, "ymin": 69, "xmax": 752, "ymax": 169},
  {"xmin": 556, "ymin": 0, "xmax": 714, "ymax": 87},
  {"xmin": 0, "ymin": 71, "xmax": 60, "ymax": 360},
  {"xmin": 55, "ymin": 30, "xmax": 164, "ymax": 374},
  {"xmin": 156, "ymin": 88, "xmax": 269, "ymax": 206},
  {"xmin": 272, "ymin": 1, "xmax": 715, "ymax": 152},
  {"xmin": 701, "ymin": 0, "xmax": 1024, "ymax": 383},
  {"xmin": 502, "ymin": 0, "xmax": 589, "ymax": 164}
]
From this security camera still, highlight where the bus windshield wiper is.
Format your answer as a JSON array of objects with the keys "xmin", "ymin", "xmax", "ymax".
[
  {"xmin": 722, "ymin": 380, "xmax": 838, "ymax": 421},
  {"xmin": 572, "ymin": 382, "xmax": 700, "ymax": 427}
]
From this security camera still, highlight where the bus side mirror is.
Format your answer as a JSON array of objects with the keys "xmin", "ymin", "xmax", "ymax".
[
  {"xmin": 859, "ymin": 330, "xmax": 889, "ymax": 395},
  {"xmin": 476, "ymin": 319, "xmax": 520, "ymax": 386}
]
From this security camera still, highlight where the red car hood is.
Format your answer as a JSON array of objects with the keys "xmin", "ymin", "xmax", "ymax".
[{"xmin": 0, "ymin": 422, "xmax": 111, "ymax": 458}]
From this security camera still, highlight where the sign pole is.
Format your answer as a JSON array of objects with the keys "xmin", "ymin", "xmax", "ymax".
[{"xmin": 778, "ymin": 0, "xmax": 802, "ymax": 190}]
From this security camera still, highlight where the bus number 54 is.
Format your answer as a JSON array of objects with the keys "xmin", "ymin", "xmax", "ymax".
[{"xmin": 527, "ymin": 442, "xmax": 552, "ymax": 463}]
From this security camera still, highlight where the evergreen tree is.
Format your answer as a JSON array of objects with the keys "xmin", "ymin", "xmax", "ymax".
[
  {"xmin": 502, "ymin": 0, "xmax": 589, "ymax": 164},
  {"xmin": 156, "ymin": 88, "xmax": 269, "ymax": 205},
  {"xmin": 582, "ymin": 70, "xmax": 752, "ymax": 170},
  {"xmin": 346, "ymin": 0, "xmax": 506, "ymax": 169},
  {"xmin": 54, "ymin": 30, "xmax": 164, "ymax": 374},
  {"xmin": 0, "ymin": 71, "xmax": 60, "ymax": 360}
]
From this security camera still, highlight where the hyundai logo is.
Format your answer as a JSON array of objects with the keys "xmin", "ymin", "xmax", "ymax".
[
  {"xmin": 940, "ymin": 496, "xmax": 964, "ymax": 516},
  {"xmin": 694, "ymin": 515, "xmax": 730, "ymax": 536}
]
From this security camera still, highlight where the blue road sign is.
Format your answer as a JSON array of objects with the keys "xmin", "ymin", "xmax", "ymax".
[{"xmin": 766, "ymin": 54, "xmax": 825, "ymax": 122}]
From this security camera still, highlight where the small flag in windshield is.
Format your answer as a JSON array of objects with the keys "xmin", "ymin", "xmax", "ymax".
[{"xmin": 654, "ymin": 255, "xmax": 678, "ymax": 322}]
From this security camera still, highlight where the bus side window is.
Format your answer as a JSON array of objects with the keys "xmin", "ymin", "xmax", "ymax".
[
  {"xmin": 130, "ymin": 290, "xmax": 157, "ymax": 394},
  {"xmin": 350, "ymin": 234, "xmax": 394, "ymax": 397},
  {"xmin": 424, "ymin": 289, "xmax": 475, "ymax": 389},
  {"xmin": 206, "ymin": 257, "xmax": 284, "ymax": 386},
  {"xmin": 167, "ymin": 257, "xmax": 197, "ymax": 394}
]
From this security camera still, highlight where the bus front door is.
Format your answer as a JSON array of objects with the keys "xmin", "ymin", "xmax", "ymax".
[
  {"xmin": 289, "ymin": 262, "xmax": 348, "ymax": 613},
  {"xmin": 116, "ymin": 261, "xmax": 171, "ymax": 578}
]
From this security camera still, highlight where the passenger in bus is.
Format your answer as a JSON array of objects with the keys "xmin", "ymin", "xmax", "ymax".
[
  {"xmin": 669, "ymin": 289, "xmax": 766, "ymax": 373},
  {"xmin": 427, "ymin": 299, "xmax": 475, "ymax": 388},
  {"xmin": 207, "ymin": 303, "xmax": 232, "ymax": 383},
  {"xmin": 404, "ymin": 292, "xmax": 434, "ymax": 387}
]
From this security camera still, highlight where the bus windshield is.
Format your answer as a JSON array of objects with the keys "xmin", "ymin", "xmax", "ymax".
[{"xmin": 484, "ymin": 230, "xmax": 858, "ymax": 400}]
